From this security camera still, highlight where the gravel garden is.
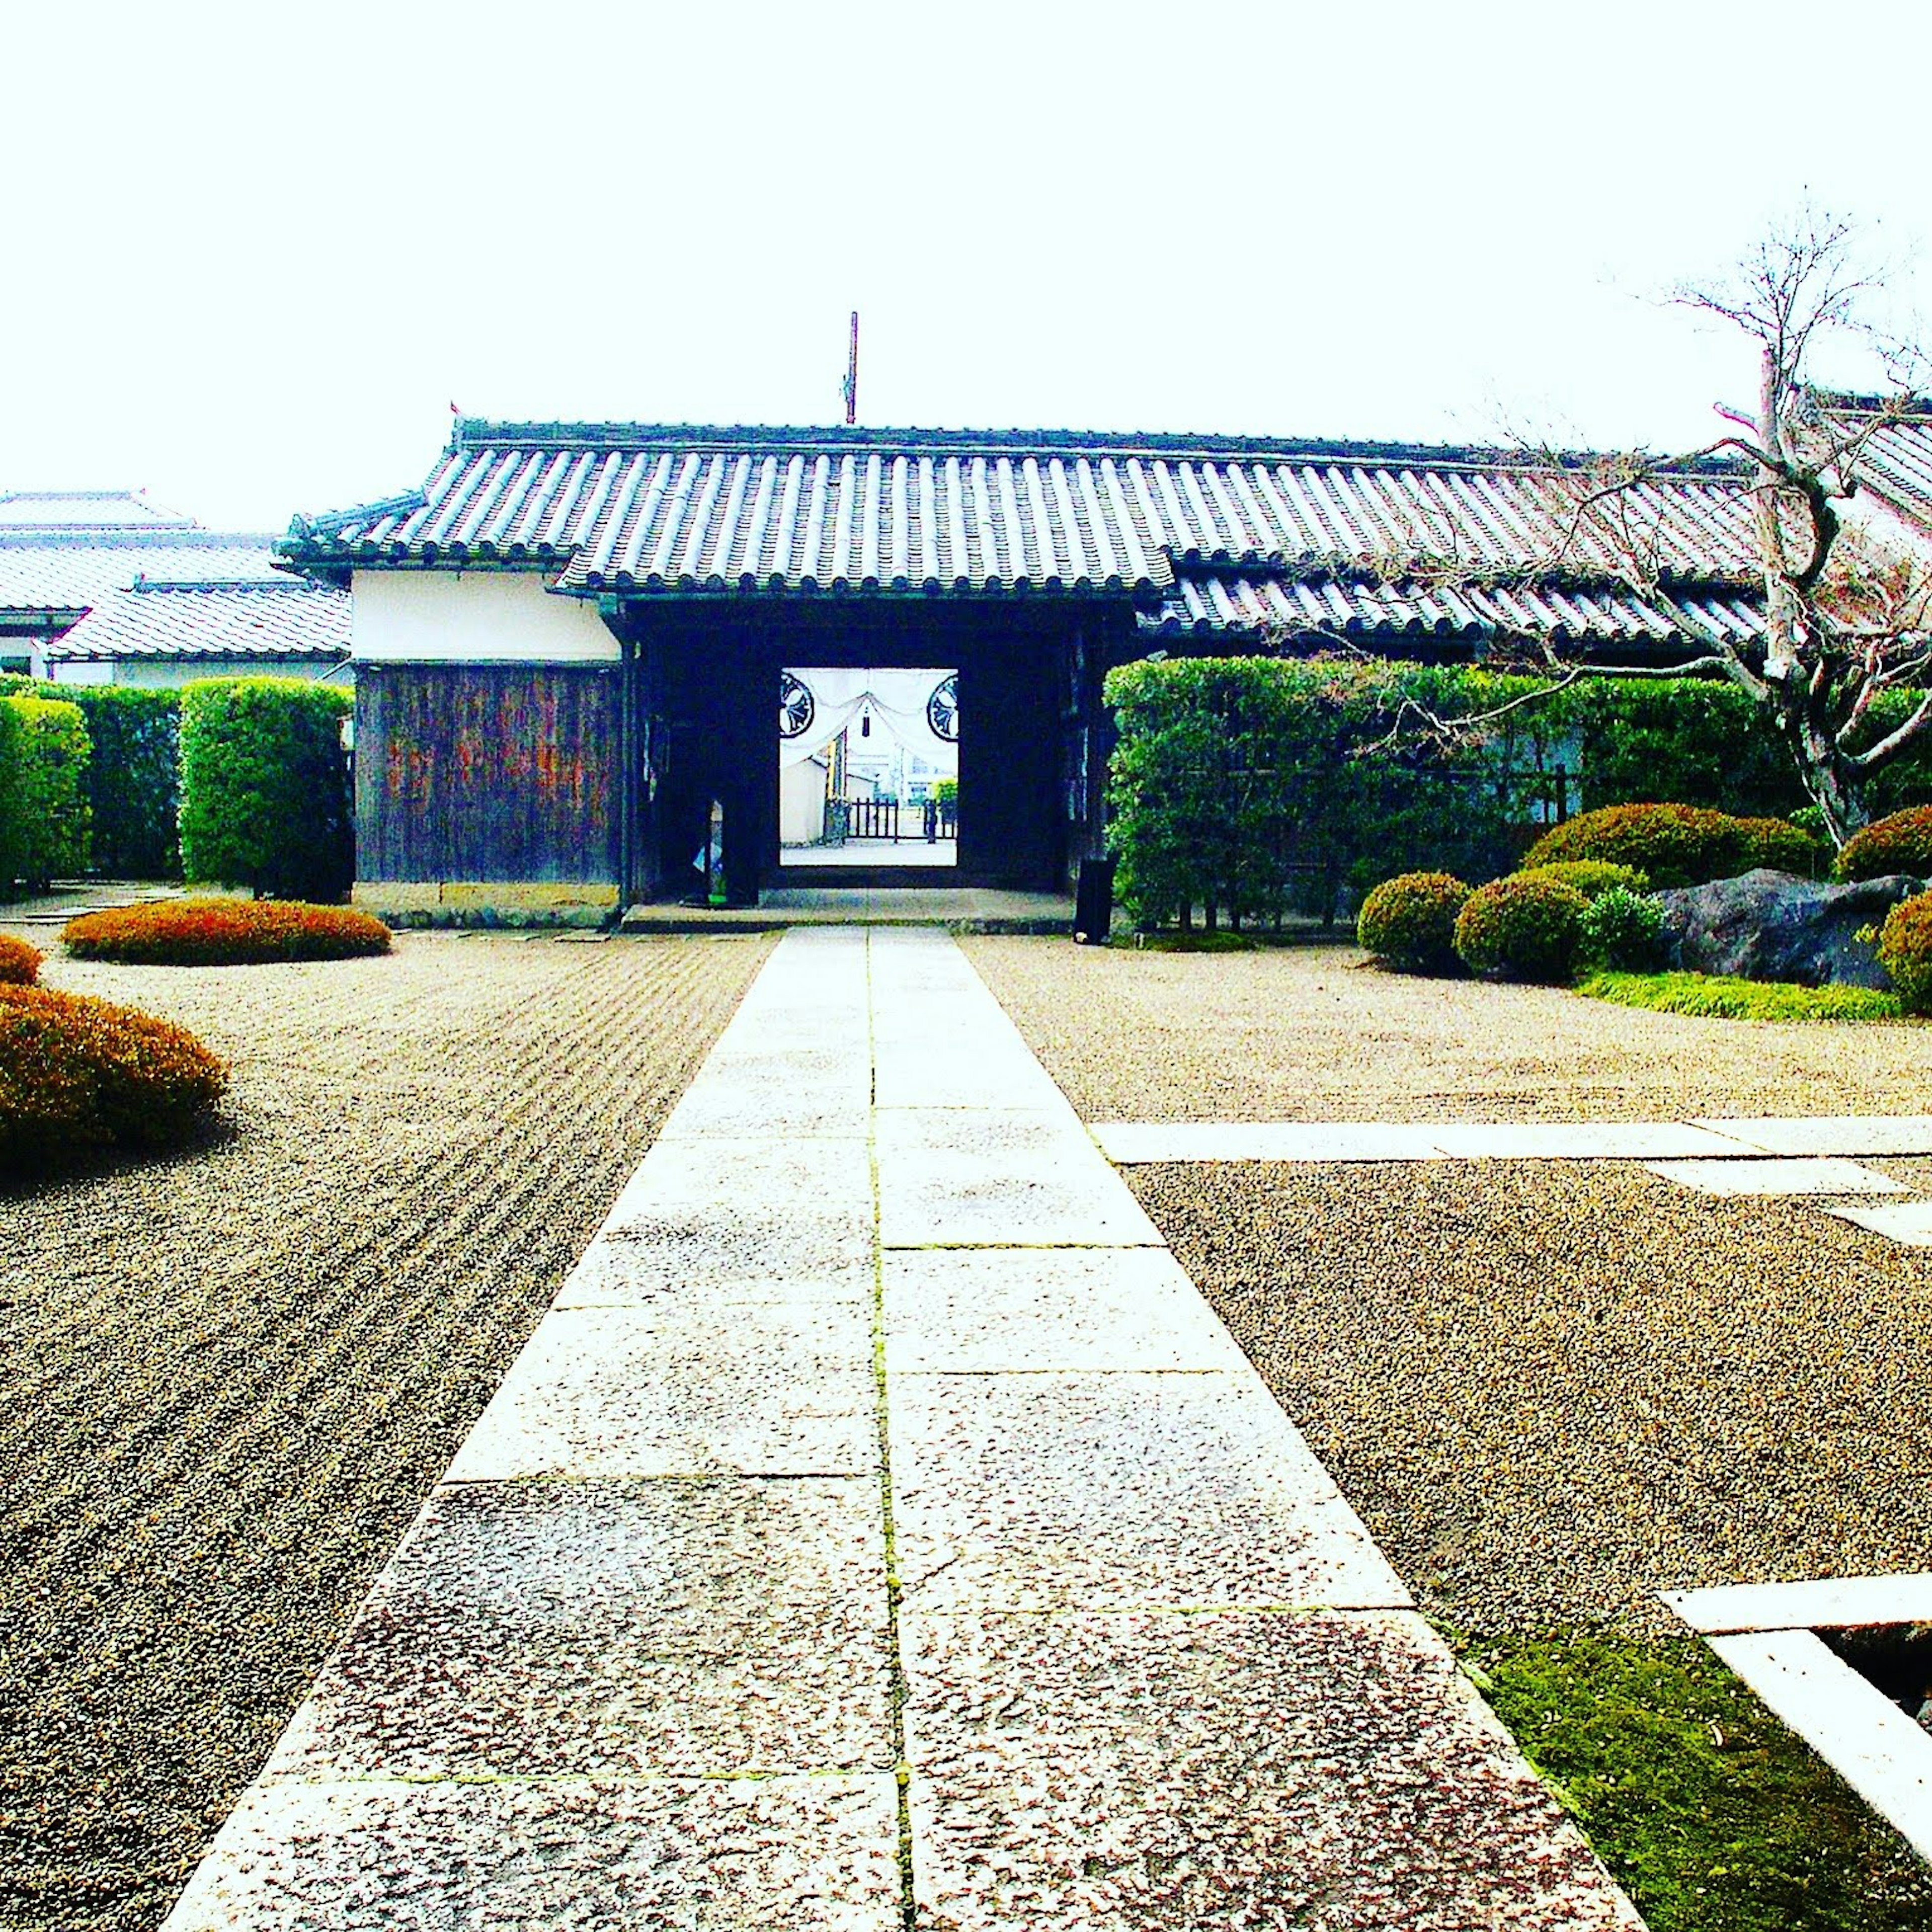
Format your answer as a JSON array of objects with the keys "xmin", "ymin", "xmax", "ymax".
[{"xmin": 0, "ymin": 927, "xmax": 773, "ymax": 1932}]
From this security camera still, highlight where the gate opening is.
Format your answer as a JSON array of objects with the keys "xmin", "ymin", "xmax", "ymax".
[{"xmin": 778, "ymin": 667, "xmax": 958, "ymax": 870}]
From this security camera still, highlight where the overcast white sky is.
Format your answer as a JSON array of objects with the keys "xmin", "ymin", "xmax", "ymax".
[{"xmin": 9, "ymin": 0, "xmax": 1930, "ymax": 530}]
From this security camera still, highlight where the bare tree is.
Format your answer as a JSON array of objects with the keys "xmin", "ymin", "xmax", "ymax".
[{"xmin": 1271, "ymin": 216, "xmax": 1932, "ymax": 845}]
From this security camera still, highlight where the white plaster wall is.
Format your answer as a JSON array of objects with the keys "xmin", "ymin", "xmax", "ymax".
[{"xmin": 352, "ymin": 570, "xmax": 619, "ymax": 664}]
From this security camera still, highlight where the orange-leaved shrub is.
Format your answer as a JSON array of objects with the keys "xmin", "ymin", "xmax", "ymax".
[
  {"xmin": 0, "ymin": 984, "xmax": 228, "ymax": 1165},
  {"xmin": 1520, "ymin": 803, "xmax": 1818, "ymax": 888},
  {"xmin": 1356, "ymin": 872, "xmax": 1471, "ymax": 975},
  {"xmin": 1879, "ymin": 892, "xmax": 1932, "ymax": 1016},
  {"xmin": 0, "ymin": 935, "xmax": 41, "ymax": 985},
  {"xmin": 1835, "ymin": 807, "xmax": 1932, "ymax": 883},
  {"xmin": 62, "ymin": 898, "xmax": 392, "ymax": 966},
  {"xmin": 1454, "ymin": 873, "xmax": 1590, "ymax": 983}
]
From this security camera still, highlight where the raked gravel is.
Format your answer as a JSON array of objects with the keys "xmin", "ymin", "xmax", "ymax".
[
  {"xmin": 1129, "ymin": 1158, "xmax": 1932, "ymax": 1640},
  {"xmin": 963, "ymin": 936, "xmax": 1932, "ymax": 1121},
  {"xmin": 0, "ymin": 929, "xmax": 773, "ymax": 1932}
]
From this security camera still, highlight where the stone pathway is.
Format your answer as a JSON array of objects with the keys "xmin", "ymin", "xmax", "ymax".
[{"xmin": 163, "ymin": 929, "xmax": 1638, "ymax": 1930}]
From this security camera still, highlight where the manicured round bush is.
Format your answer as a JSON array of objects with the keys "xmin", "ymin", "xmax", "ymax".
[
  {"xmin": 1579, "ymin": 886, "xmax": 1666, "ymax": 972},
  {"xmin": 1518, "ymin": 859, "xmax": 1651, "ymax": 900},
  {"xmin": 62, "ymin": 899, "xmax": 392, "ymax": 967},
  {"xmin": 1835, "ymin": 807, "xmax": 1932, "ymax": 883},
  {"xmin": 1454, "ymin": 873, "xmax": 1591, "ymax": 983},
  {"xmin": 0, "ymin": 935, "xmax": 41, "ymax": 985},
  {"xmin": 1520, "ymin": 803, "xmax": 1819, "ymax": 887},
  {"xmin": 1878, "ymin": 892, "xmax": 1932, "ymax": 1015},
  {"xmin": 1356, "ymin": 871, "xmax": 1472, "ymax": 974},
  {"xmin": 0, "ymin": 984, "xmax": 229, "ymax": 1165}
]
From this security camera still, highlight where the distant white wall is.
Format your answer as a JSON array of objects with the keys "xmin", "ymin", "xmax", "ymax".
[
  {"xmin": 352, "ymin": 570, "xmax": 619, "ymax": 664},
  {"xmin": 49, "ymin": 657, "xmax": 347, "ymax": 689}
]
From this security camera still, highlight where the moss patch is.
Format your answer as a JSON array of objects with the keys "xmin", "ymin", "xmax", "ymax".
[
  {"xmin": 1460, "ymin": 1630, "xmax": 1931, "ymax": 1932},
  {"xmin": 1578, "ymin": 971, "xmax": 1904, "ymax": 1024}
]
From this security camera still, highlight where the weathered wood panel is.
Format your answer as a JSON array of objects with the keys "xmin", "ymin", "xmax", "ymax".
[{"xmin": 356, "ymin": 664, "xmax": 618, "ymax": 883}]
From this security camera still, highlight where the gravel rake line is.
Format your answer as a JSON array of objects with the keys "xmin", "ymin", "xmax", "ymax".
[{"xmin": 0, "ymin": 931, "xmax": 777, "ymax": 1932}]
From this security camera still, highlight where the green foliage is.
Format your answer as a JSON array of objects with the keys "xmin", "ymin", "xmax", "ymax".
[
  {"xmin": 1522, "ymin": 803, "xmax": 1820, "ymax": 887},
  {"xmin": 1103, "ymin": 658, "xmax": 1545, "ymax": 930},
  {"xmin": 1878, "ymin": 892, "xmax": 1932, "ymax": 1015},
  {"xmin": 0, "ymin": 934, "xmax": 42, "ymax": 985},
  {"xmin": 1578, "ymin": 887, "xmax": 1666, "ymax": 972},
  {"xmin": 62, "ymin": 898, "xmax": 392, "ymax": 967},
  {"xmin": 0, "ymin": 983, "xmax": 229, "ymax": 1167},
  {"xmin": 1519, "ymin": 859, "xmax": 1651, "ymax": 900},
  {"xmin": 1579, "ymin": 970, "xmax": 1903, "ymax": 1023},
  {"xmin": 67, "ymin": 687, "xmax": 181, "ymax": 877},
  {"xmin": 932, "ymin": 777, "xmax": 958, "ymax": 808},
  {"xmin": 1453, "ymin": 872, "xmax": 1589, "ymax": 982},
  {"xmin": 177, "ymin": 680, "xmax": 352, "ymax": 900},
  {"xmin": 1355, "ymin": 871, "xmax": 1471, "ymax": 974},
  {"xmin": 0, "ymin": 696, "xmax": 92, "ymax": 891},
  {"xmin": 1468, "ymin": 1631, "xmax": 1932, "ymax": 1932},
  {"xmin": 1835, "ymin": 807, "xmax": 1932, "ymax": 883}
]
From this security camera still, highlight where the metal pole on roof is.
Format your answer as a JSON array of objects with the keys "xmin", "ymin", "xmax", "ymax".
[{"xmin": 843, "ymin": 312, "xmax": 859, "ymax": 426}]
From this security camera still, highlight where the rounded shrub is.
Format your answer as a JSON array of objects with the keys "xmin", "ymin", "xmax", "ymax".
[
  {"xmin": 1356, "ymin": 871, "xmax": 1472, "ymax": 974},
  {"xmin": 0, "ymin": 935, "xmax": 42, "ymax": 986},
  {"xmin": 1454, "ymin": 873, "xmax": 1591, "ymax": 983},
  {"xmin": 1835, "ymin": 807, "xmax": 1932, "ymax": 883},
  {"xmin": 1878, "ymin": 892, "xmax": 1932, "ymax": 1015},
  {"xmin": 1520, "ymin": 803, "xmax": 1819, "ymax": 887},
  {"xmin": 1579, "ymin": 886, "xmax": 1666, "ymax": 972},
  {"xmin": 62, "ymin": 899, "xmax": 392, "ymax": 967},
  {"xmin": 0, "ymin": 984, "xmax": 229, "ymax": 1166},
  {"xmin": 1518, "ymin": 859, "xmax": 1650, "ymax": 900}
]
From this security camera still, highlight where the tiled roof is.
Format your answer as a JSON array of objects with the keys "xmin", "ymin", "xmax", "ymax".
[
  {"xmin": 46, "ymin": 580, "xmax": 350, "ymax": 663},
  {"xmin": 0, "ymin": 489, "xmax": 197, "ymax": 530},
  {"xmin": 1146, "ymin": 574, "xmax": 1766, "ymax": 647},
  {"xmin": 0, "ymin": 531, "xmax": 287, "ymax": 616},
  {"xmin": 285, "ymin": 421, "xmax": 1762, "ymax": 601},
  {"xmin": 1829, "ymin": 403, "xmax": 1932, "ymax": 537}
]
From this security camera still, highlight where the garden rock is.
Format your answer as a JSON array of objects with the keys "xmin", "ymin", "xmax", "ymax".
[{"xmin": 1656, "ymin": 868, "xmax": 1928, "ymax": 989}]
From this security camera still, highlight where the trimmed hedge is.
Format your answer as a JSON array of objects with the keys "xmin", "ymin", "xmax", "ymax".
[
  {"xmin": 0, "ymin": 935, "xmax": 42, "ymax": 985},
  {"xmin": 1454, "ymin": 873, "xmax": 1591, "ymax": 983},
  {"xmin": 1519, "ymin": 859, "xmax": 1651, "ymax": 900},
  {"xmin": 1879, "ymin": 893, "xmax": 1932, "ymax": 1016},
  {"xmin": 71, "ymin": 687, "xmax": 182, "ymax": 877},
  {"xmin": 0, "ymin": 983, "xmax": 228, "ymax": 1165},
  {"xmin": 1580, "ymin": 970, "xmax": 1903, "ymax": 1024},
  {"xmin": 178, "ymin": 679, "xmax": 353, "ymax": 901},
  {"xmin": 1520, "ymin": 804, "xmax": 1820, "ymax": 888},
  {"xmin": 1835, "ymin": 808, "xmax": 1932, "ymax": 883},
  {"xmin": 0, "ymin": 695, "xmax": 92, "ymax": 891},
  {"xmin": 1356, "ymin": 871, "xmax": 1471, "ymax": 974},
  {"xmin": 1579, "ymin": 887, "xmax": 1666, "ymax": 972},
  {"xmin": 62, "ymin": 898, "xmax": 392, "ymax": 967}
]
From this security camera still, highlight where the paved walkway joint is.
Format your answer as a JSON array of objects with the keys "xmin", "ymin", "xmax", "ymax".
[{"xmin": 163, "ymin": 930, "xmax": 1639, "ymax": 1929}]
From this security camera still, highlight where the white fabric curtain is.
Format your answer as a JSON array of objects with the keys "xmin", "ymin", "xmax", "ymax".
[{"xmin": 779, "ymin": 667, "xmax": 958, "ymax": 773}]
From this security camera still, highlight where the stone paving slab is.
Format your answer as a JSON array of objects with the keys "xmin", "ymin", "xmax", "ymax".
[
  {"xmin": 883, "ymin": 1249, "xmax": 1249, "ymax": 1374},
  {"xmin": 1821, "ymin": 1199, "xmax": 1932, "ymax": 1245},
  {"xmin": 445, "ymin": 1303, "xmax": 877, "ymax": 1480},
  {"xmin": 264, "ymin": 1480, "xmax": 893, "ymax": 1783},
  {"xmin": 903, "ymin": 1609, "xmax": 1643, "ymax": 1932},
  {"xmin": 1644, "ymin": 1155, "xmax": 1907, "ymax": 1196},
  {"xmin": 1667, "ymin": 1570, "xmax": 1932, "ymax": 1633},
  {"xmin": 891, "ymin": 1369, "xmax": 1410, "ymax": 1612},
  {"xmin": 1697, "ymin": 1113, "xmax": 1932, "ymax": 1156},
  {"xmin": 164, "ymin": 1776, "xmax": 905, "ymax": 1932},
  {"xmin": 878, "ymin": 1142, "xmax": 1165, "ymax": 1249}
]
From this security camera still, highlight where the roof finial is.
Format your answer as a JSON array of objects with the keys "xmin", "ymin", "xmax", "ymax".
[{"xmin": 841, "ymin": 312, "xmax": 859, "ymax": 427}]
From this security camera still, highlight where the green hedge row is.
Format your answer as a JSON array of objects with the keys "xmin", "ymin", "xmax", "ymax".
[
  {"xmin": 0, "ymin": 678, "xmax": 180, "ymax": 878},
  {"xmin": 0, "ymin": 696, "xmax": 92, "ymax": 890},
  {"xmin": 0, "ymin": 676, "xmax": 351, "ymax": 900},
  {"xmin": 1101, "ymin": 658, "xmax": 1932, "ymax": 930}
]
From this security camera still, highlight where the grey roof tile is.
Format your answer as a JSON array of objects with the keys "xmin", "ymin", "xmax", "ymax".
[{"xmin": 44, "ymin": 579, "xmax": 349, "ymax": 663}]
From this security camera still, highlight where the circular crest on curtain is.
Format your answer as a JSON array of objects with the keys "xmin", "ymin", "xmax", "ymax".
[
  {"xmin": 926, "ymin": 675, "xmax": 959, "ymax": 743},
  {"xmin": 779, "ymin": 672, "xmax": 816, "ymax": 740}
]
